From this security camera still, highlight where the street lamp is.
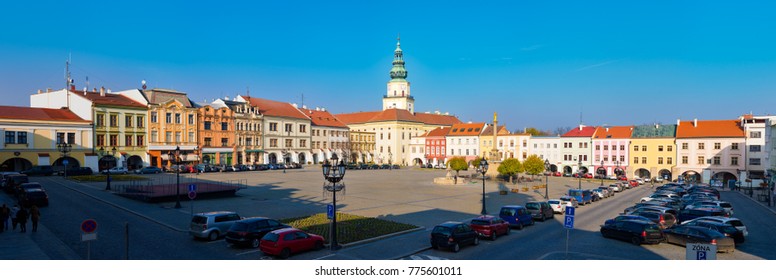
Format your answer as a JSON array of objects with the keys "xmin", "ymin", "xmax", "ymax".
[
  {"xmin": 99, "ymin": 147, "xmax": 117, "ymax": 191},
  {"xmin": 479, "ymin": 158, "xmax": 489, "ymax": 215},
  {"xmin": 614, "ymin": 160, "xmax": 620, "ymax": 180},
  {"xmin": 57, "ymin": 142, "xmax": 72, "ymax": 178},
  {"xmin": 600, "ymin": 160, "xmax": 605, "ymax": 186},
  {"xmin": 577, "ymin": 157, "xmax": 583, "ymax": 190},
  {"xmin": 544, "ymin": 159, "xmax": 550, "ymax": 199},
  {"xmin": 388, "ymin": 152, "xmax": 393, "ymax": 170},
  {"xmin": 322, "ymin": 154, "xmax": 346, "ymax": 250},
  {"xmin": 167, "ymin": 146, "xmax": 186, "ymax": 209}
]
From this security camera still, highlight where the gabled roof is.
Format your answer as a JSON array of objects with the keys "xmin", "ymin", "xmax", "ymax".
[
  {"xmin": 676, "ymin": 120, "xmax": 745, "ymax": 138},
  {"xmin": 240, "ymin": 96, "xmax": 308, "ymax": 120},
  {"xmin": 0, "ymin": 106, "xmax": 90, "ymax": 123},
  {"xmin": 426, "ymin": 127, "xmax": 451, "ymax": 137},
  {"xmin": 562, "ymin": 125, "xmax": 597, "ymax": 137},
  {"xmin": 448, "ymin": 123, "xmax": 485, "ymax": 136},
  {"xmin": 368, "ymin": 108, "xmax": 420, "ymax": 123},
  {"xmin": 72, "ymin": 90, "xmax": 147, "ymax": 109},
  {"xmin": 414, "ymin": 112, "xmax": 462, "ymax": 126},
  {"xmin": 143, "ymin": 88, "xmax": 193, "ymax": 107},
  {"xmin": 335, "ymin": 109, "xmax": 462, "ymax": 126},
  {"xmin": 301, "ymin": 109, "xmax": 348, "ymax": 128},
  {"xmin": 592, "ymin": 126, "xmax": 634, "ymax": 139},
  {"xmin": 480, "ymin": 125, "xmax": 510, "ymax": 136},
  {"xmin": 632, "ymin": 124, "xmax": 676, "ymax": 138}
]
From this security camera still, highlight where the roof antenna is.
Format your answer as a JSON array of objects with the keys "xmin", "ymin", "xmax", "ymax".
[{"xmin": 246, "ymin": 86, "xmax": 250, "ymax": 97}]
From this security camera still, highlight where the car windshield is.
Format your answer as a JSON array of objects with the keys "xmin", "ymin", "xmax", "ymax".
[
  {"xmin": 644, "ymin": 223, "xmax": 662, "ymax": 232},
  {"xmin": 525, "ymin": 203, "xmax": 540, "ymax": 210},
  {"xmin": 719, "ymin": 225, "xmax": 738, "ymax": 234},
  {"xmin": 262, "ymin": 232, "xmax": 279, "ymax": 242},
  {"xmin": 470, "ymin": 220, "xmax": 490, "ymax": 226},
  {"xmin": 548, "ymin": 201, "xmax": 559, "ymax": 205},
  {"xmin": 191, "ymin": 216, "xmax": 207, "ymax": 224},
  {"xmin": 719, "ymin": 203, "xmax": 732, "ymax": 208},
  {"xmin": 500, "ymin": 208, "xmax": 516, "ymax": 216},
  {"xmin": 728, "ymin": 220, "xmax": 744, "ymax": 227},
  {"xmin": 230, "ymin": 222, "xmax": 250, "ymax": 231},
  {"xmin": 432, "ymin": 226, "xmax": 452, "ymax": 236}
]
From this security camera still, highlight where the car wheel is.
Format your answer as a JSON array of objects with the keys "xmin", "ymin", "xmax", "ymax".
[
  {"xmin": 540, "ymin": 215, "xmax": 546, "ymax": 222},
  {"xmin": 473, "ymin": 237, "xmax": 479, "ymax": 246},
  {"xmin": 208, "ymin": 231, "xmax": 219, "ymax": 241},
  {"xmin": 314, "ymin": 241, "xmax": 324, "ymax": 250},
  {"xmin": 530, "ymin": 219, "xmax": 535, "ymax": 226},
  {"xmin": 452, "ymin": 243, "xmax": 460, "ymax": 252},
  {"xmin": 505, "ymin": 227, "xmax": 511, "ymax": 235},
  {"xmin": 490, "ymin": 232, "xmax": 497, "ymax": 241},
  {"xmin": 251, "ymin": 238, "xmax": 260, "ymax": 248},
  {"xmin": 279, "ymin": 248, "xmax": 291, "ymax": 259},
  {"xmin": 631, "ymin": 237, "xmax": 641, "ymax": 246},
  {"xmin": 517, "ymin": 223, "xmax": 524, "ymax": 230}
]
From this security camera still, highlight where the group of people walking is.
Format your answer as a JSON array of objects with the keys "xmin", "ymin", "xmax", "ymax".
[{"xmin": 0, "ymin": 203, "xmax": 40, "ymax": 233}]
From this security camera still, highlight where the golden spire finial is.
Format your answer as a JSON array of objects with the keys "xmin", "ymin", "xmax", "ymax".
[{"xmin": 493, "ymin": 112, "xmax": 498, "ymax": 122}]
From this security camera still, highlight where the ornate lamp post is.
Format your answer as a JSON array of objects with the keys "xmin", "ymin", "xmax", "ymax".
[
  {"xmin": 388, "ymin": 151, "xmax": 393, "ymax": 170},
  {"xmin": 544, "ymin": 159, "xmax": 550, "ymax": 199},
  {"xmin": 479, "ymin": 158, "xmax": 489, "ymax": 215},
  {"xmin": 322, "ymin": 154, "xmax": 346, "ymax": 250},
  {"xmin": 600, "ymin": 160, "xmax": 605, "ymax": 186},
  {"xmin": 168, "ymin": 146, "xmax": 186, "ymax": 209},
  {"xmin": 57, "ymin": 142, "xmax": 72, "ymax": 178},
  {"xmin": 99, "ymin": 147, "xmax": 117, "ymax": 191},
  {"xmin": 577, "ymin": 157, "xmax": 583, "ymax": 190}
]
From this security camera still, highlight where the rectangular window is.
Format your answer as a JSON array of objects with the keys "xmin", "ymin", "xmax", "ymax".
[
  {"xmin": 658, "ymin": 145, "xmax": 664, "ymax": 152},
  {"xmin": 204, "ymin": 121, "xmax": 212, "ymax": 130},
  {"xmin": 323, "ymin": 142, "xmax": 327, "ymax": 149},
  {"xmin": 110, "ymin": 115, "xmax": 118, "ymax": 127},
  {"xmin": 188, "ymin": 132, "xmax": 194, "ymax": 142},
  {"xmin": 285, "ymin": 124, "xmax": 293, "ymax": 133},
  {"xmin": 125, "ymin": 116, "xmax": 133, "ymax": 128},
  {"xmin": 285, "ymin": 139, "xmax": 293, "ymax": 148},
  {"xmin": 682, "ymin": 156, "xmax": 688, "ymax": 164},
  {"xmin": 596, "ymin": 145, "xmax": 600, "ymax": 151},
  {"xmin": 603, "ymin": 145, "xmax": 608, "ymax": 151},
  {"xmin": 731, "ymin": 157, "xmax": 738, "ymax": 166},
  {"xmin": 633, "ymin": 157, "xmax": 639, "ymax": 164},
  {"xmin": 221, "ymin": 138, "xmax": 228, "ymax": 147},
  {"xmin": 751, "ymin": 131, "xmax": 762, "ymax": 138},
  {"xmin": 523, "ymin": 140, "xmax": 527, "ymax": 147},
  {"xmin": 151, "ymin": 131, "xmax": 158, "ymax": 143},
  {"xmin": 150, "ymin": 112, "xmax": 157, "ymax": 123},
  {"xmin": 583, "ymin": 155, "xmax": 588, "ymax": 161},
  {"xmin": 698, "ymin": 143, "xmax": 705, "ymax": 150},
  {"xmin": 175, "ymin": 132, "xmax": 181, "ymax": 142},
  {"xmin": 221, "ymin": 122, "xmax": 228, "ymax": 131},
  {"xmin": 714, "ymin": 143, "xmax": 721, "ymax": 150},
  {"xmin": 67, "ymin": 133, "xmax": 75, "ymax": 144},
  {"xmin": 5, "ymin": 131, "xmax": 16, "ymax": 144},
  {"xmin": 750, "ymin": 158, "xmax": 761, "ymax": 166},
  {"xmin": 658, "ymin": 157, "xmax": 664, "ymax": 164},
  {"xmin": 246, "ymin": 138, "xmax": 252, "ymax": 146},
  {"xmin": 620, "ymin": 156, "xmax": 625, "ymax": 162},
  {"xmin": 634, "ymin": 145, "xmax": 639, "ymax": 151},
  {"xmin": 641, "ymin": 146, "xmax": 647, "ymax": 152},
  {"xmin": 732, "ymin": 143, "xmax": 739, "ymax": 150},
  {"xmin": 750, "ymin": 145, "xmax": 761, "ymax": 152},
  {"xmin": 269, "ymin": 123, "xmax": 278, "ymax": 131},
  {"xmin": 300, "ymin": 139, "xmax": 307, "ymax": 148},
  {"xmin": 56, "ymin": 132, "xmax": 65, "ymax": 144},
  {"xmin": 204, "ymin": 138, "xmax": 212, "ymax": 146},
  {"xmin": 682, "ymin": 143, "xmax": 688, "ymax": 150},
  {"xmin": 96, "ymin": 114, "xmax": 105, "ymax": 127},
  {"xmin": 299, "ymin": 125, "xmax": 306, "ymax": 133},
  {"xmin": 620, "ymin": 145, "xmax": 625, "ymax": 151},
  {"xmin": 642, "ymin": 157, "xmax": 647, "ymax": 164},
  {"xmin": 96, "ymin": 134, "xmax": 105, "ymax": 147},
  {"xmin": 667, "ymin": 157, "xmax": 672, "ymax": 165},
  {"xmin": 698, "ymin": 156, "xmax": 705, "ymax": 165},
  {"xmin": 713, "ymin": 156, "xmax": 721, "ymax": 165},
  {"xmin": 175, "ymin": 113, "xmax": 181, "ymax": 124},
  {"xmin": 165, "ymin": 132, "xmax": 172, "ymax": 142},
  {"xmin": 188, "ymin": 114, "xmax": 194, "ymax": 125},
  {"xmin": 136, "ymin": 135, "xmax": 144, "ymax": 146},
  {"xmin": 667, "ymin": 146, "xmax": 673, "ymax": 152},
  {"xmin": 17, "ymin": 131, "xmax": 27, "ymax": 144},
  {"xmin": 109, "ymin": 135, "xmax": 118, "ymax": 146},
  {"xmin": 166, "ymin": 113, "xmax": 172, "ymax": 124},
  {"xmin": 603, "ymin": 156, "xmax": 609, "ymax": 162},
  {"xmin": 125, "ymin": 135, "xmax": 133, "ymax": 146}
]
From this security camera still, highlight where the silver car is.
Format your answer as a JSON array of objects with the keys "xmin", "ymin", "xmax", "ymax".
[{"xmin": 190, "ymin": 211, "xmax": 242, "ymax": 241}]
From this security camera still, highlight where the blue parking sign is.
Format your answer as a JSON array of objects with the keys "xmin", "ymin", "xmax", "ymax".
[
  {"xmin": 565, "ymin": 206, "xmax": 575, "ymax": 216},
  {"xmin": 564, "ymin": 216, "xmax": 574, "ymax": 229},
  {"xmin": 697, "ymin": 251, "xmax": 706, "ymax": 260},
  {"xmin": 188, "ymin": 184, "xmax": 196, "ymax": 192},
  {"xmin": 327, "ymin": 204, "xmax": 334, "ymax": 219}
]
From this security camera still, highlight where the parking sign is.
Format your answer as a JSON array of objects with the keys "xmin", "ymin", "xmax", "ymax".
[
  {"xmin": 565, "ymin": 206, "xmax": 575, "ymax": 216},
  {"xmin": 564, "ymin": 216, "xmax": 574, "ymax": 229}
]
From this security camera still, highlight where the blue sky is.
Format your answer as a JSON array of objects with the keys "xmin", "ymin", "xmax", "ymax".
[{"xmin": 2, "ymin": 0, "xmax": 775, "ymax": 132}]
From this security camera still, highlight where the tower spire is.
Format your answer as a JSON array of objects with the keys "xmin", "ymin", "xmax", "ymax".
[{"xmin": 389, "ymin": 35, "xmax": 407, "ymax": 81}]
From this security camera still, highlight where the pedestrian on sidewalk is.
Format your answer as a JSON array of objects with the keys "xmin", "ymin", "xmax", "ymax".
[
  {"xmin": 10, "ymin": 205, "xmax": 19, "ymax": 231},
  {"xmin": 16, "ymin": 207, "xmax": 28, "ymax": 233},
  {"xmin": 29, "ymin": 205, "xmax": 40, "ymax": 233},
  {"xmin": 0, "ymin": 204, "xmax": 9, "ymax": 232}
]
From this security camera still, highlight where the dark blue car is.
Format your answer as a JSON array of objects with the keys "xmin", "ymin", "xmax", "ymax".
[{"xmin": 499, "ymin": 205, "xmax": 534, "ymax": 230}]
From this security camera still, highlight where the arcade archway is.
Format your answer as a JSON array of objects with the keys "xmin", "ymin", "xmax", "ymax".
[
  {"xmin": 0, "ymin": 157, "xmax": 32, "ymax": 172},
  {"xmin": 635, "ymin": 168, "xmax": 651, "ymax": 179}
]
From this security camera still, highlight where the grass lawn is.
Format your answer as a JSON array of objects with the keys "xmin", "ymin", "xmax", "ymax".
[
  {"xmin": 69, "ymin": 174, "xmax": 149, "ymax": 182},
  {"xmin": 281, "ymin": 213, "xmax": 418, "ymax": 245}
]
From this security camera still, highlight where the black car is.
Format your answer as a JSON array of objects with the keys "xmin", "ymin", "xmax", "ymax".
[
  {"xmin": 225, "ymin": 217, "xmax": 289, "ymax": 248},
  {"xmin": 61, "ymin": 167, "xmax": 94, "ymax": 176},
  {"xmin": 391, "ymin": 164, "xmax": 400, "ymax": 169},
  {"xmin": 677, "ymin": 207, "xmax": 726, "ymax": 223},
  {"xmin": 17, "ymin": 186, "xmax": 49, "ymax": 207},
  {"xmin": 664, "ymin": 225, "xmax": 735, "ymax": 253},
  {"xmin": 20, "ymin": 165, "xmax": 55, "ymax": 176},
  {"xmin": 3, "ymin": 174, "xmax": 29, "ymax": 194},
  {"xmin": 600, "ymin": 219, "xmax": 664, "ymax": 245},
  {"xmin": 682, "ymin": 220, "xmax": 745, "ymax": 244},
  {"xmin": 430, "ymin": 221, "xmax": 479, "ymax": 252}
]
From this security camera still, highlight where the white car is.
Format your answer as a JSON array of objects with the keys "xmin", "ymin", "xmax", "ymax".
[
  {"xmin": 681, "ymin": 216, "xmax": 748, "ymax": 236},
  {"xmin": 102, "ymin": 167, "xmax": 128, "ymax": 175},
  {"xmin": 655, "ymin": 177, "xmax": 664, "ymax": 183},
  {"xmin": 644, "ymin": 177, "xmax": 652, "ymax": 183},
  {"xmin": 547, "ymin": 199, "xmax": 565, "ymax": 214},
  {"xmin": 635, "ymin": 178, "xmax": 645, "ymax": 185},
  {"xmin": 640, "ymin": 192, "xmax": 680, "ymax": 202},
  {"xmin": 608, "ymin": 183, "xmax": 621, "ymax": 192}
]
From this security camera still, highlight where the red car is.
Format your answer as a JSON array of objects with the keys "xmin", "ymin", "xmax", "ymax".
[
  {"xmin": 583, "ymin": 173, "xmax": 593, "ymax": 179},
  {"xmin": 552, "ymin": 171, "xmax": 562, "ymax": 177},
  {"xmin": 469, "ymin": 215, "xmax": 510, "ymax": 240},
  {"xmin": 259, "ymin": 228, "xmax": 324, "ymax": 259},
  {"xmin": 629, "ymin": 180, "xmax": 639, "ymax": 188},
  {"xmin": 618, "ymin": 175, "xmax": 628, "ymax": 181}
]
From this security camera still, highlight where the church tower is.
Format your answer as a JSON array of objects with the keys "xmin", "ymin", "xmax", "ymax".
[{"xmin": 382, "ymin": 35, "xmax": 415, "ymax": 113}]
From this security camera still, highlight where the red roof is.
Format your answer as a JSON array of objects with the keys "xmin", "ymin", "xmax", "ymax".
[
  {"xmin": 592, "ymin": 126, "xmax": 634, "ymax": 139},
  {"xmin": 301, "ymin": 109, "xmax": 348, "ymax": 128},
  {"xmin": 0, "ymin": 106, "xmax": 89, "ymax": 123},
  {"xmin": 426, "ymin": 127, "xmax": 451, "ymax": 137},
  {"xmin": 415, "ymin": 112, "xmax": 462, "ymax": 126},
  {"xmin": 368, "ymin": 108, "xmax": 419, "ymax": 123},
  {"xmin": 448, "ymin": 123, "xmax": 485, "ymax": 136},
  {"xmin": 335, "ymin": 111, "xmax": 379, "ymax": 125},
  {"xmin": 481, "ymin": 125, "xmax": 510, "ymax": 136},
  {"xmin": 676, "ymin": 120, "xmax": 745, "ymax": 138},
  {"xmin": 562, "ymin": 126, "xmax": 597, "ymax": 137},
  {"xmin": 240, "ymin": 96, "xmax": 308, "ymax": 120},
  {"xmin": 335, "ymin": 109, "xmax": 461, "ymax": 126},
  {"xmin": 73, "ymin": 90, "xmax": 147, "ymax": 108}
]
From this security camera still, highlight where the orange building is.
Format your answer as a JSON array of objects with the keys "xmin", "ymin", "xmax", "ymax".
[
  {"xmin": 197, "ymin": 102, "xmax": 236, "ymax": 165},
  {"xmin": 143, "ymin": 89, "xmax": 199, "ymax": 168}
]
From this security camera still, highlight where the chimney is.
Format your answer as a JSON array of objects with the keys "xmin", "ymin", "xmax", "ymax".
[
  {"xmin": 321, "ymin": 107, "xmax": 326, "ymax": 112},
  {"xmin": 37, "ymin": 89, "xmax": 42, "ymax": 94},
  {"xmin": 315, "ymin": 107, "xmax": 320, "ymax": 111},
  {"xmin": 677, "ymin": 119, "xmax": 680, "ymax": 126},
  {"xmin": 46, "ymin": 88, "xmax": 52, "ymax": 93},
  {"xmin": 606, "ymin": 127, "xmax": 609, "ymax": 132},
  {"xmin": 302, "ymin": 105, "xmax": 307, "ymax": 109},
  {"xmin": 93, "ymin": 87, "xmax": 97, "ymax": 92},
  {"xmin": 579, "ymin": 124, "xmax": 583, "ymax": 131},
  {"xmin": 435, "ymin": 110, "xmax": 440, "ymax": 115},
  {"xmin": 693, "ymin": 118, "xmax": 698, "ymax": 127},
  {"xmin": 100, "ymin": 87, "xmax": 105, "ymax": 96},
  {"xmin": 655, "ymin": 124, "xmax": 659, "ymax": 129},
  {"xmin": 225, "ymin": 95, "xmax": 230, "ymax": 101},
  {"xmin": 292, "ymin": 103, "xmax": 297, "ymax": 108}
]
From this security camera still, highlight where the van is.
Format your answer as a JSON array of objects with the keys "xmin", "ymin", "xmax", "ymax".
[
  {"xmin": 568, "ymin": 189, "xmax": 592, "ymax": 205},
  {"xmin": 189, "ymin": 211, "xmax": 242, "ymax": 241},
  {"xmin": 525, "ymin": 201, "xmax": 554, "ymax": 221},
  {"xmin": 498, "ymin": 205, "xmax": 534, "ymax": 230}
]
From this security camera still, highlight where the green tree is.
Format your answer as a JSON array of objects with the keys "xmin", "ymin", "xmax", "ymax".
[
  {"xmin": 497, "ymin": 158, "xmax": 523, "ymax": 183},
  {"xmin": 523, "ymin": 154, "xmax": 546, "ymax": 179},
  {"xmin": 471, "ymin": 156, "xmax": 483, "ymax": 168},
  {"xmin": 447, "ymin": 157, "xmax": 468, "ymax": 184},
  {"xmin": 524, "ymin": 127, "xmax": 548, "ymax": 136}
]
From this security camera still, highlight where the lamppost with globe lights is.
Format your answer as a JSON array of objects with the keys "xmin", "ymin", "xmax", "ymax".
[
  {"xmin": 544, "ymin": 159, "xmax": 550, "ymax": 199},
  {"xmin": 322, "ymin": 154, "xmax": 346, "ymax": 250},
  {"xmin": 600, "ymin": 160, "xmax": 605, "ymax": 186},
  {"xmin": 167, "ymin": 146, "xmax": 186, "ymax": 209},
  {"xmin": 57, "ymin": 142, "xmax": 72, "ymax": 178},
  {"xmin": 99, "ymin": 146, "xmax": 116, "ymax": 191},
  {"xmin": 479, "ymin": 158, "xmax": 489, "ymax": 215}
]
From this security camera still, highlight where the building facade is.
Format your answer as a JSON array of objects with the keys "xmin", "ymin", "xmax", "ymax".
[
  {"xmin": 214, "ymin": 98, "xmax": 264, "ymax": 165},
  {"xmin": 424, "ymin": 127, "xmax": 449, "ymax": 167},
  {"xmin": 740, "ymin": 114, "xmax": 770, "ymax": 181},
  {"xmin": 141, "ymin": 89, "xmax": 199, "ymax": 168},
  {"xmin": 592, "ymin": 126, "xmax": 633, "ymax": 178},
  {"xmin": 446, "ymin": 123, "xmax": 485, "ymax": 164},
  {"xmin": 197, "ymin": 102, "xmax": 236, "ymax": 165},
  {"xmin": 349, "ymin": 130, "xmax": 375, "ymax": 163},
  {"xmin": 529, "ymin": 136, "xmax": 562, "ymax": 172},
  {"xmin": 676, "ymin": 119, "xmax": 745, "ymax": 183},
  {"xmin": 560, "ymin": 125, "xmax": 596, "ymax": 174},
  {"xmin": 629, "ymin": 124, "xmax": 677, "ymax": 180},
  {"xmin": 301, "ymin": 107, "xmax": 349, "ymax": 164},
  {"xmin": 238, "ymin": 96, "xmax": 312, "ymax": 165}
]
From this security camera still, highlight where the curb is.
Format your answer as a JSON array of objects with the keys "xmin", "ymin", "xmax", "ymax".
[{"xmin": 731, "ymin": 190, "xmax": 776, "ymax": 215}]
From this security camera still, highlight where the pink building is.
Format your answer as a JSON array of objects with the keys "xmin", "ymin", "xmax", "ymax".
[{"xmin": 592, "ymin": 126, "xmax": 633, "ymax": 178}]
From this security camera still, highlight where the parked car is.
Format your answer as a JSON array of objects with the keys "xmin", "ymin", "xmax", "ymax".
[
  {"xmin": 430, "ymin": 221, "xmax": 479, "ymax": 252},
  {"xmin": 391, "ymin": 164, "xmax": 400, "ymax": 169},
  {"xmin": 225, "ymin": 217, "xmax": 290, "ymax": 248},
  {"xmin": 17, "ymin": 186, "xmax": 49, "ymax": 207},
  {"xmin": 498, "ymin": 205, "xmax": 535, "ymax": 229},
  {"xmin": 525, "ymin": 201, "xmax": 554, "ymax": 221},
  {"xmin": 682, "ymin": 220, "xmax": 745, "ymax": 244},
  {"xmin": 583, "ymin": 173, "xmax": 593, "ymax": 179},
  {"xmin": 628, "ymin": 180, "xmax": 640, "ymax": 188},
  {"xmin": 547, "ymin": 199, "xmax": 565, "ymax": 214},
  {"xmin": 592, "ymin": 189, "xmax": 606, "ymax": 200},
  {"xmin": 469, "ymin": 215, "xmax": 510, "ymax": 240},
  {"xmin": 596, "ymin": 186, "xmax": 612, "ymax": 198},
  {"xmin": 20, "ymin": 165, "xmax": 55, "ymax": 176},
  {"xmin": 563, "ymin": 172, "xmax": 572, "ymax": 177},
  {"xmin": 568, "ymin": 189, "xmax": 592, "ymax": 205},
  {"xmin": 135, "ymin": 166, "xmax": 162, "ymax": 174},
  {"xmin": 617, "ymin": 175, "xmax": 628, "ymax": 181},
  {"xmin": 677, "ymin": 207, "xmax": 726, "ymax": 223},
  {"xmin": 631, "ymin": 211, "xmax": 677, "ymax": 229},
  {"xmin": 0, "ymin": 172, "xmax": 20, "ymax": 190},
  {"xmin": 60, "ymin": 167, "xmax": 94, "ymax": 176},
  {"xmin": 655, "ymin": 177, "xmax": 664, "ymax": 183},
  {"xmin": 552, "ymin": 171, "xmax": 562, "ymax": 177},
  {"xmin": 102, "ymin": 167, "xmax": 128, "ymax": 175},
  {"xmin": 608, "ymin": 183, "xmax": 621, "ymax": 193},
  {"xmin": 641, "ymin": 192, "xmax": 680, "ymax": 202},
  {"xmin": 600, "ymin": 219, "xmax": 664, "ymax": 246},
  {"xmin": 681, "ymin": 216, "xmax": 748, "ymax": 237},
  {"xmin": 603, "ymin": 215, "xmax": 653, "ymax": 226},
  {"xmin": 607, "ymin": 175, "xmax": 618, "ymax": 180},
  {"xmin": 259, "ymin": 228, "xmax": 325, "ymax": 258},
  {"xmin": 3, "ymin": 174, "xmax": 29, "ymax": 194},
  {"xmin": 190, "ymin": 211, "xmax": 242, "ymax": 241},
  {"xmin": 559, "ymin": 195, "xmax": 579, "ymax": 208},
  {"xmin": 663, "ymin": 225, "xmax": 735, "ymax": 253}
]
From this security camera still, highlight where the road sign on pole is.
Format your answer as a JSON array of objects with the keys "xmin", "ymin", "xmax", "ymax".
[
  {"xmin": 188, "ymin": 184, "xmax": 196, "ymax": 192},
  {"xmin": 188, "ymin": 191, "xmax": 196, "ymax": 200},
  {"xmin": 81, "ymin": 219, "xmax": 97, "ymax": 233},
  {"xmin": 327, "ymin": 204, "xmax": 334, "ymax": 219},
  {"xmin": 686, "ymin": 243, "xmax": 716, "ymax": 260},
  {"xmin": 565, "ymin": 206, "xmax": 575, "ymax": 217},
  {"xmin": 564, "ymin": 216, "xmax": 575, "ymax": 229}
]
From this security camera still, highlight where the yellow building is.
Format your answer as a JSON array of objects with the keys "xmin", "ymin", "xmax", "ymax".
[
  {"xmin": 629, "ymin": 124, "xmax": 677, "ymax": 180},
  {"xmin": 349, "ymin": 130, "xmax": 376, "ymax": 163},
  {"xmin": 0, "ymin": 106, "xmax": 93, "ymax": 172},
  {"xmin": 142, "ymin": 89, "xmax": 199, "ymax": 168}
]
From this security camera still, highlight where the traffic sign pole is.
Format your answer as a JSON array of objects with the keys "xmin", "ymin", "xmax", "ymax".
[{"xmin": 564, "ymin": 207, "xmax": 575, "ymax": 259}]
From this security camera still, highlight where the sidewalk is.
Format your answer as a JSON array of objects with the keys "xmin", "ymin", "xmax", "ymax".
[
  {"xmin": 0, "ymin": 196, "xmax": 80, "ymax": 260},
  {"xmin": 730, "ymin": 187, "xmax": 776, "ymax": 215}
]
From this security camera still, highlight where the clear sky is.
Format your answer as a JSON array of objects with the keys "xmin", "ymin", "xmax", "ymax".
[{"xmin": 2, "ymin": 0, "xmax": 775, "ymax": 132}]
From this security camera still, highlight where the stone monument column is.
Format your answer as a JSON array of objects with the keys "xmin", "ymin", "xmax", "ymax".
[{"xmin": 487, "ymin": 112, "xmax": 501, "ymax": 177}]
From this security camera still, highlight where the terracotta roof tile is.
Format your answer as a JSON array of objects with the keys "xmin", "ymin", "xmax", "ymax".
[
  {"xmin": 448, "ymin": 123, "xmax": 485, "ymax": 136},
  {"xmin": 336, "ymin": 110, "xmax": 461, "ymax": 126},
  {"xmin": 481, "ymin": 125, "xmax": 510, "ymax": 136},
  {"xmin": 301, "ymin": 109, "xmax": 348, "ymax": 128},
  {"xmin": 426, "ymin": 127, "xmax": 451, "ymax": 137},
  {"xmin": 72, "ymin": 90, "xmax": 147, "ymax": 108},
  {"xmin": 414, "ymin": 112, "xmax": 462, "ymax": 126},
  {"xmin": 561, "ymin": 126, "xmax": 597, "ymax": 137},
  {"xmin": 676, "ymin": 120, "xmax": 745, "ymax": 138},
  {"xmin": 367, "ymin": 108, "xmax": 419, "ymax": 123},
  {"xmin": 240, "ymin": 96, "xmax": 309, "ymax": 120},
  {"xmin": 0, "ymin": 106, "xmax": 89, "ymax": 123},
  {"xmin": 592, "ymin": 126, "xmax": 634, "ymax": 139},
  {"xmin": 144, "ymin": 89, "xmax": 193, "ymax": 107},
  {"xmin": 335, "ymin": 111, "xmax": 379, "ymax": 125}
]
